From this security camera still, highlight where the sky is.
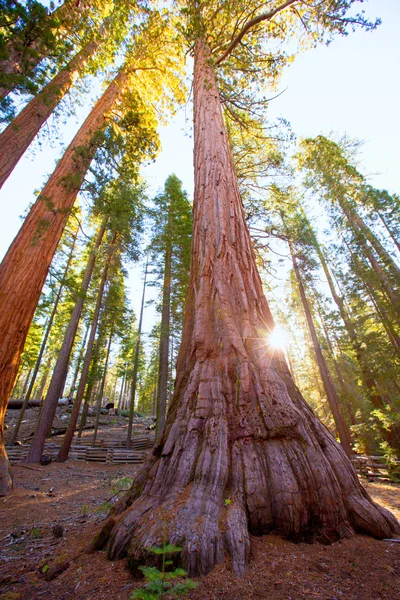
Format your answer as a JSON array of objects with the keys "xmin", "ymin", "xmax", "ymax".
[{"xmin": 0, "ymin": 0, "xmax": 399, "ymax": 340}]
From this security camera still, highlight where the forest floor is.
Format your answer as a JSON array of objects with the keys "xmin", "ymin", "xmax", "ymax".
[{"xmin": 1, "ymin": 413, "xmax": 400, "ymax": 599}]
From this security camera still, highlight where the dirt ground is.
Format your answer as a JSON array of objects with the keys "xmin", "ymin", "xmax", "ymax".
[{"xmin": 0, "ymin": 454, "xmax": 399, "ymax": 600}]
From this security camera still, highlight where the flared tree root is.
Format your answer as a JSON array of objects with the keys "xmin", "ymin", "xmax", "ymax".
[{"xmin": 94, "ymin": 408, "xmax": 399, "ymax": 577}]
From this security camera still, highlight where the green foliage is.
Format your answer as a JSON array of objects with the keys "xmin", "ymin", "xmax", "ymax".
[
  {"xmin": 80, "ymin": 504, "xmax": 90, "ymax": 517},
  {"xmin": 30, "ymin": 527, "xmax": 42, "ymax": 539},
  {"xmin": 131, "ymin": 541, "xmax": 198, "ymax": 600},
  {"xmin": 112, "ymin": 476, "xmax": 133, "ymax": 494}
]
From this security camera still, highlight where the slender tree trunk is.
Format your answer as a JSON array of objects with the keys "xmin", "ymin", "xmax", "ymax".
[
  {"xmin": 10, "ymin": 372, "xmax": 22, "ymax": 400},
  {"xmin": 309, "ymin": 224, "xmax": 389, "ymax": 410},
  {"xmin": 92, "ymin": 327, "xmax": 114, "ymax": 446},
  {"xmin": 0, "ymin": 71, "xmax": 128, "ymax": 491},
  {"xmin": 127, "ymin": 257, "xmax": 148, "ymax": 448},
  {"xmin": 77, "ymin": 382, "xmax": 94, "ymax": 438},
  {"xmin": 35, "ymin": 359, "xmax": 52, "ymax": 401},
  {"xmin": 156, "ymin": 237, "xmax": 172, "ymax": 439},
  {"xmin": 92, "ymin": 328, "xmax": 113, "ymax": 446},
  {"xmin": 26, "ymin": 219, "xmax": 107, "ymax": 462},
  {"xmin": 57, "ymin": 247, "xmax": 112, "ymax": 462},
  {"xmin": 289, "ymin": 242, "xmax": 353, "ymax": 456},
  {"xmin": 0, "ymin": 36, "xmax": 103, "ymax": 188},
  {"xmin": 352, "ymin": 226, "xmax": 400, "ymax": 316},
  {"xmin": 378, "ymin": 211, "xmax": 400, "ymax": 253},
  {"xmin": 10, "ymin": 228, "xmax": 78, "ymax": 444},
  {"xmin": 364, "ymin": 281, "xmax": 400, "ymax": 355},
  {"xmin": 20, "ymin": 369, "xmax": 32, "ymax": 400},
  {"xmin": 98, "ymin": 39, "xmax": 399, "ymax": 576},
  {"xmin": 340, "ymin": 200, "xmax": 400, "ymax": 280},
  {"xmin": 117, "ymin": 373, "xmax": 126, "ymax": 410},
  {"xmin": 317, "ymin": 306, "xmax": 357, "ymax": 427},
  {"xmin": 68, "ymin": 323, "xmax": 90, "ymax": 398}
]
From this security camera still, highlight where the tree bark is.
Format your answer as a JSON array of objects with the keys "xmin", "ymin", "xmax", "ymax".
[
  {"xmin": 126, "ymin": 256, "xmax": 148, "ymax": 448},
  {"xmin": 68, "ymin": 322, "xmax": 90, "ymax": 398},
  {"xmin": 378, "ymin": 211, "xmax": 400, "ymax": 254},
  {"xmin": 10, "ymin": 227, "xmax": 78, "ymax": 445},
  {"xmin": 0, "ymin": 69, "xmax": 127, "ymax": 491},
  {"xmin": 97, "ymin": 39, "xmax": 399, "ymax": 576},
  {"xmin": 351, "ymin": 224, "xmax": 400, "ymax": 316},
  {"xmin": 117, "ymin": 373, "xmax": 126, "ymax": 410},
  {"xmin": 289, "ymin": 241, "xmax": 353, "ymax": 456},
  {"xmin": 0, "ymin": 0, "xmax": 88, "ymax": 102},
  {"xmin": 317, "ymin": 305, "xmax": 357, "ymax": 427},
  {"xmin": 340, "ymin": 201, "xmax": 400, "ymax": 280},
  {"xmin": 156, "ymin": 235, "xmax": 172, "ymax": 440},
  {"xmin": 0, "ymin": 36, "xmax": 102, "ymax": 188},
  {"xmin": 92, "ymin": 327, "xmax": 113, "ymax": 446},
  {"xmin": 56, "ymin": 247, "xmax": 111, "ymax": 462},
  {"xmin": 26, "ymin": 219, "xmax": 107, "ymax": 462}
]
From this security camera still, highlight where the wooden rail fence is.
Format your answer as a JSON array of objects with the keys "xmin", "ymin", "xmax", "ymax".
[{"xmin": 6, "ymin": 435, "xmax": 155, "ymax": 465}]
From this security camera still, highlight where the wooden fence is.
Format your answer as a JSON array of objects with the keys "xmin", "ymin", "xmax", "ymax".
[{"xmin": 6, "ymin": 435, "xmax": 155, "ymax": 465}]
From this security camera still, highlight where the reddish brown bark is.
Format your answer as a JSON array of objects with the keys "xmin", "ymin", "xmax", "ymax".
[
  {"xmin": 96, "ymin": 40, "xmax": 399, "ymax": 576},
  {"xmin": 0, "ymin": 71, "xmax": 127, "ymax": 493},
  {"xmin": 0, "ymin": 36, "xmax": 102, "ymax": 188},
  {"xmin": 9, "ymin": 227, "xmax": 78, "ymax": 445}
]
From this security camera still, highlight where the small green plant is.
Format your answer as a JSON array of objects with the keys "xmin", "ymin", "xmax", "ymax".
[
  {"xmin": 224, "ymin": 498, "xmax": 231, "ymax": 506},
  {"xmin": 80, "ymin": 504, "xmax": 90, "ymax": 517},
  {"xmin": 41, "ymin": 564, "xmax": 49, "ymax": 574},
  {"xmin": 112, "ymin": 476, "xmax": 133, "ymax": 494},
  {"xmin": 95, "ymin": 501, "xmax": 113, "ymax": 514},
  {"xmin": 30, "ymin": 527, "xmax": 42, "ymax": 539},
  {"xmin": 131, "ymin": 539, "xmax": 198, "ymax": 599}
]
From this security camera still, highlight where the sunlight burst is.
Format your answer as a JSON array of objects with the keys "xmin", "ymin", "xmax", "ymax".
[{"xmin": 267, "ymin": 326, "xmax": 288, "ymax": 351}]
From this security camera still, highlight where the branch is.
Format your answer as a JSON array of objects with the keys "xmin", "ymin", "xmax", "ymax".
[{"xmin": 215, "ymin": 0, "xmax": 298, "ymax": 66}]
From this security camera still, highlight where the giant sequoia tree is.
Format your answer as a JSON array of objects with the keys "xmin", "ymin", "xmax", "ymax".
[{"xmin": 95, "ymin": 0, "xmax": 399, "ymax": 578}]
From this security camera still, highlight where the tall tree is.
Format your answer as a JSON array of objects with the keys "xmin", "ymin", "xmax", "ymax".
[{"xmin": 97, "ymin": 1, "xmax": 398, "ymax": 576}]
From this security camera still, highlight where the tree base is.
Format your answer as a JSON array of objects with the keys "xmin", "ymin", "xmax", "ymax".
[{"xmin": 94, "ymin": 405, "xmax": 399, "ymax": 576}]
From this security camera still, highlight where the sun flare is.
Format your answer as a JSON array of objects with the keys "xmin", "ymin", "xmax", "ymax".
[{"xmin": 267, "ymin": 326, "xmax": 288, "ymax": 351}]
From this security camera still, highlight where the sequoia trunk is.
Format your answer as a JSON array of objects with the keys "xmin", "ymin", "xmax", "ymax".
[
  {"xmin": 10, "ymin": 227, "xmax": 78, "ymax": 445},
  {"xmin": 96, "ymin": 39, "xmax": 399, "ymax": 576},
  {"xmin": 0, "ymin": 73, "xmax": 126, "ymax": 491}
]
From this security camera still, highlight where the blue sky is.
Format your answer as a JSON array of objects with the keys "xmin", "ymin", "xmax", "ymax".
[{"xmin": 0, "ymin": 0, "xmax": 399, "ymax": 337}]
